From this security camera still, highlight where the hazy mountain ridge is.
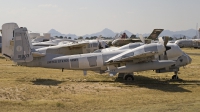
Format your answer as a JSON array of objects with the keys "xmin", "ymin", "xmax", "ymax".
[
  {"xmin": 82, "ymin": 28, "xmax": 116, "ymax": 38},
  {"xmin": 49, "ymin": 29, "xmax": 78, "ymax": 39},
  {"xmin": 48, "ymin": 28, "xmax": 198, "ymax": 39}
]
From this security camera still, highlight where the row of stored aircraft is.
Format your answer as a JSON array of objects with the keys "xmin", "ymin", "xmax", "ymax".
[
  {"xmin": 1, "ymin": 23, "xmax": 192, "ymax": 81},
  {"xmin": 112, "ymin": 29, "xmax": 200, "ymax": 49}
]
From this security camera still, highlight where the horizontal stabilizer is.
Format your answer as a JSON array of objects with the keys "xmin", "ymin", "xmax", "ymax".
[{"xmin": 32, "ymin": 52, "xmax": 46, "ymax": 57}]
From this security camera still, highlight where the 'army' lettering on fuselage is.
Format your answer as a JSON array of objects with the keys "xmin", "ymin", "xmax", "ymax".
[{"xmin": 47, "ymin": 59, "xmax": 69, "ymax": 64}]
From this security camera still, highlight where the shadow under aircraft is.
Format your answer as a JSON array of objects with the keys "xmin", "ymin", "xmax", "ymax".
[
  {"xmin": 115, "ymin": 75, "xmax": 197, "ymax": 93},
  {"xmin": 31, "ymin": 79, "xmax": 64, "ymax": 86}
]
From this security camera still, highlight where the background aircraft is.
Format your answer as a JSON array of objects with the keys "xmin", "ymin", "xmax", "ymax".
[
  {"xmin": 10, "ymin": 27, "xmax": 192, "ymax": 81},
  {"xmin": 1, "ymin": 23, "xmax": 109, "ymax": 58},
  {"xmin": 174, "ymin": 28, "xmax": 200, "ymax": 48},
  {"xmin": 175, "ymin": 39, "xmax": 194, "ymax": 48},
  {"xmin": 112, "ymin": 29, "xmax": 164, "ymax": 46}
]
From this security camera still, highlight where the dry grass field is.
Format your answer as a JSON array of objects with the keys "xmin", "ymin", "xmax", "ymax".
[{"xmin": 0, "ymin": 48, "xmax": 200, "ymax": 112}]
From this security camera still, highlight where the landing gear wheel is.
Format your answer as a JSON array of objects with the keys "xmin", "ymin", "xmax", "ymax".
[
  {"xmin": 172, "ymin": 75, "xmax": 179, "ymax": 80},
  {"xmin": 117, "ymin": 73, "xmax": 125, "ymax": 79},
  {"xmin": 125, "ymin": 74, "xmax": 134, "ymax": 82}
]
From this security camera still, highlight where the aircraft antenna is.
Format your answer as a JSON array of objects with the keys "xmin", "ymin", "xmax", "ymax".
[{"xmin": 196, "ymin": 23, "xmax": 198, "ymax": 39}]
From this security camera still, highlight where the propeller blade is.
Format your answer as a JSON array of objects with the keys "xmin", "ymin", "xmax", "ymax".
[
  {"xmin": 158, "ymin": 37, "xmax": 164, "ymax": 45},
  {"xmin": 163, "ymin": 36, "xmax": 169, "ymax": 46},
  {"xmin": 158, "ymin": 36, "xmax": 169, "ymax": 46},
  {"xmin": 139, "ymin": 34, "xmax": 145, "ymax": 43},
  {"xmin": 159, "ymin": 36, "xmax": 169, "ymax": 60}
]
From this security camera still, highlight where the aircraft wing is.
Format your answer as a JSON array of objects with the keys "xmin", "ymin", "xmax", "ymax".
[
  {"xmin": 32, "ymin": 52, "xmax": 46, "ymax": 57},
  {"xmin": 119, "ymin": 51, "xmax": 156, "ymax": 62},
  {"xmin": 148, "ymin": 29, "xmax": 164, "ymax": 40},
  {"xmin": 32, "ymin": 42, "xmax": 89, "ymax": 57},
  {"xmin": 45, "ymin": 42, "xmax": 89, "ymax": 55},
  {"xmin": 60, "ymin": 42, "xmax": 89, "ymax": 49},
  {"xmin": 106, "ymin": 51, "xmax": 157, "ymax": 65}
]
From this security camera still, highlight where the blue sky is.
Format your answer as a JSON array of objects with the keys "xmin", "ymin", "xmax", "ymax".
[{"xmin": 0, "ymin": 0, "xmax": 200, "ymax": 35}]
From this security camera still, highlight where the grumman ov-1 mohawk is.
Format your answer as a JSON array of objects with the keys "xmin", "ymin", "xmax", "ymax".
[
  {"xmin": 5, "ymin": 27, "xmax": 192, "ymax": 81},
  {"xmin": 1, "ymin": 23, "xmax": 109, "ymax": 58}
]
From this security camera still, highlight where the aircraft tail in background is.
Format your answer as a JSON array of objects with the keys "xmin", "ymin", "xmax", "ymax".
[{"xmin": 2, "ymin": 23, "xmax": 19, "ymax": 58}]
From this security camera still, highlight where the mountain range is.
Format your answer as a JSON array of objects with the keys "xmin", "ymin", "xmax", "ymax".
[{"xmin": 48, "ymin": 28, "xmax": 199, "ymax": 39}]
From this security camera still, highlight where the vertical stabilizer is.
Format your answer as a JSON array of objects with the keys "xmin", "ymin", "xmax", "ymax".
[
  {"xmin": 2, "ymin": 23, "xmax": 19, "ymax": 58},
  {"xmin": 13, "ymin": 27, "xmax": 33, "ymax": 62}
]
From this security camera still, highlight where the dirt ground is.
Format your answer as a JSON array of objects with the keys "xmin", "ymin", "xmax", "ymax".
[{"xmin": 0, "ymin": 48, "xmax": 200, "ymax": 112}]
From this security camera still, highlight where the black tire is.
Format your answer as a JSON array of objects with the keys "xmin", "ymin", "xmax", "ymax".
[
  {"xmin": 172, "ymin": 75, "xmax": 179, "ymax": 80},
  {"xmin": 125, "ymin": 74, "xmax": 134, "ymax": 81}
]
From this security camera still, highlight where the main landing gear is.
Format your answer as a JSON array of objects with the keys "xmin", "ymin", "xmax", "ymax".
[
  {"xmin": 117, "ymin": 73, "xmax": 134, "ymax": 81},
  {"xmin": 171, "ymin": 71, "xmax": 179, "ymax": 80}
]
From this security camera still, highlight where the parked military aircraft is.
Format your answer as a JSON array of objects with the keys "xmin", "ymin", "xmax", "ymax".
[
  {"xmin": 175, "ymin": 28, "xmax": 200, "ymax": 48},
  {"xmin": 175, "ymin": 39, "xmax": 194, "ymax": 48},
  {"xmin": 193, "ymin": 39, "xmax": 200, "ymax": 48},
  {"xmin": 1, "ymin": 23, "xmax": 109, "ymax": 58},
  {"xmin": 112, "ymin": 29, "xmax": 164, "ymax": 46},
  {"xmin": 32, "ymin": 38, "xmax": 77, "ymax": 49},
  {"xmin": 9, "ymin": 27, "xmax": 191, "ymax": 81}
]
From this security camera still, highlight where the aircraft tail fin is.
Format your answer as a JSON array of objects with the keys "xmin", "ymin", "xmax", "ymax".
[
  {"xmin": 2, "ymin": 23, "xmax": 19, "ymax": 58},
  {"xmin": 148, "ymin": 29, "xmax": 164, "ymax": 40},
  {"xmin": 12, "ymin": 27, "xmax": 33, "ymax": 62}
]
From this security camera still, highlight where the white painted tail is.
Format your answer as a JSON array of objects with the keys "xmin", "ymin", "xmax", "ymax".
[{"xmin": 2, "ymin": 23, "xmax": 19, "ymax": 58}]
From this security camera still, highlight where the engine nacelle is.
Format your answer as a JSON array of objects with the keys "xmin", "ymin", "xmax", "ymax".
[
  {"xmin": 107, "ymin": 60, "xmax": 175, "ymax": 73},
  {"xmin": 156, "ymin": 66, "xmax": 179, "ymax": 73}
]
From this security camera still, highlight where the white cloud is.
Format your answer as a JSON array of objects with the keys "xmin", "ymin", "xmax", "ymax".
[{"xmin": 38, "ymin": 4, "xmax": 58, "ymax": 8}]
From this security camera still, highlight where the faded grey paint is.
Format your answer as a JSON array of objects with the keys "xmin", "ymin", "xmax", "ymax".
[
  {"xmin": 13, "ymin": 28, "xmax": 32, "ymax": 62},
  {"xmin": 122, "ymin": 52, "xmax": 134, "ymax": 59},
  {"xmin": 129, "ymin": 43, "xmax": 143, "ymax": 49},
  {"xmin": 87, "ymin": 56, "xmax": 97, "ymax": 67},
  {"xmin": 102, "ymin": 50, "xmax": 124, "ymax": 65},
  {"xmin": 70, "ymin": 58, "xmax": 79, "ymax": 68},
  {"xmin": 144, "ymin": 44, "xmax": 157, "ymax": 52}
]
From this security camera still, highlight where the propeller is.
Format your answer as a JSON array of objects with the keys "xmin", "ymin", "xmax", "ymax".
[{"xmin": 158, "ymin": 36, "xmax": 170, "ymax": 60}]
